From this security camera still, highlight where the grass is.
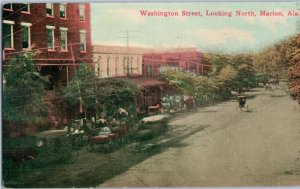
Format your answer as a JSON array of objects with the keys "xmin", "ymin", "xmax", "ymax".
[{"xmin": 3, "ymin": 116, "xmax": 208, "ymax": 188}]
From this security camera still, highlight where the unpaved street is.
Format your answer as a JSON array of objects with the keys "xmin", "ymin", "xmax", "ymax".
[{"xmin": 99, "ymin": 86, "xmax": 300, "ymax": 187}]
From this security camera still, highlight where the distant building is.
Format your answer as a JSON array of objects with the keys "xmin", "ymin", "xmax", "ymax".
[
  {"xmin": 92, "ymin": 45, "xmax": 144, "ymax": 77},
  {"xmin": 2, "ymin": 3, "xmax": 92, "ymax": 85},
  {"xmin": 142, "ymin": 48, "xmax": 211, "ymax": 77},
  {"xmin": 92, "ymin": 45, "xmax": 168, "ymax": 114}
]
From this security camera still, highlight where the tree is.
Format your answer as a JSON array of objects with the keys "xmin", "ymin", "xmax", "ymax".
[
  {"xmin": 96, "ymin": 78, "xmax": 139, "ymax": 120},
  {"xmin": 160, "ymin": 68, "xmax": 197, "ymax": 97},
  {"xmin": 3, "ymin": 52, "xmax": 46, "ymax": 136},
  {"xmin": 160, "ymin": 68, "xmax": 219, "ymax": 104},
  {"xmin": 287, "ymin": 33, "xmax": 300, "ymax": 102},
  {"xmin": 204, "ymin": 53, "xmax": 231, "ymax": 75},
  {"xmin": 64, "ymin": 63, "xmax": 96, "ymax": 118},
  {"xmin": 64, "ymin": 64, "xmax": 139, "ymax": 121},
  {"xmin": 217, "ymin": 65, "xmax": 238, "ymax": 96},
  {"xmin": 231, "ymin": 54, "xmax": 256, "ymax": 90}
]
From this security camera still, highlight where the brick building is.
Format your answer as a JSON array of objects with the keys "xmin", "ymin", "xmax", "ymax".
[
  {"xmin": 2, "ymin": 3, "xmax": 92, "ymax": 85},
  {"xmin": 142, "ymin": 48, "xmax": 211, "ymax": 77}
]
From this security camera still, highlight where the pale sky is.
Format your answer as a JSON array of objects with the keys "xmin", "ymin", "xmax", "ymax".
[{"xmin": 91, "ymin": 2, "xmax": 299, "ymax": 54}]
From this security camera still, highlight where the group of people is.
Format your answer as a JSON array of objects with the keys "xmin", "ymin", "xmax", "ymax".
[{"xmin": 160, "ymin": 95, "xmax": 197, "ymax": 113}]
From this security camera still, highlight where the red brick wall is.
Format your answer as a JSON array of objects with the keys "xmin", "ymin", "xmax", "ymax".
[
  {"xmin": 3, "ymin": 3, "xmax": 92, "ymax": 81},
  {"xmin": 142, "ymin": 51, "xmax": 210, "ymax": 76}
]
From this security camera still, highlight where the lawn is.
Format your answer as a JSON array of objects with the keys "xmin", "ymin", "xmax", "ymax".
[{"xmin": 3, "ymin": 115, "xmax": 207, "ymax": 188}]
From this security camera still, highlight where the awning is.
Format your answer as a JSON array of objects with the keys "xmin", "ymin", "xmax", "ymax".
[{"xmin": 128, "ymin": 77, "xmax": 166, "ymax": 88}]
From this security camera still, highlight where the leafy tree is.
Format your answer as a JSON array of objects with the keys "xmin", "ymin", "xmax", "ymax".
[
  {"xmin": 160, "ymin": 68, "xmax": 219, "ymax": 104},
  {"xmin": 65, "ymin": 64, "xmax": 139, "ymax": 121},
  {"xmin": 3, "ymin": 52, "xmax": 46, "ymax": 135},
  {"xmin": 96, "ymin": 78, "xmax": 139, "ymax": 120},
  {"xmin": 160, "ymin": 68, "xmax": 198, "ymax": 97},
  {"xmin": 217, "ymin": 65, "xmax": 238, "ymax": 95},
  {"xmin": 204, "ymin": 53, "xmax": 231, "ymax": 75},
  {"xmin": 231, "ymin": 54, "xmax": 256, "ymax": 90},
  {"xmin": 254, "ymin": 73, "xmax": 270, "ymax": 85},
  {"xmin": 253, "ymin": 36, "xmax": 295, "ymax": 79},
  {"xmin": 286, "ymin": 33, "xmax": 300, "ymax": 102},
  {"xmin": 64, "ymin": 63, "xmax": 96, "ymax": 117}
]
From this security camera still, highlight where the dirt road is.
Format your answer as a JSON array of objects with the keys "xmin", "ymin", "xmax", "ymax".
[{"xmin": 99, "ymin": 86, "xmax": 300, "ymax": 187}]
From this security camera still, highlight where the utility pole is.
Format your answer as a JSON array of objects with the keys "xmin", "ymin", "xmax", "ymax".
[
  {"xmin": 126, "ymin": 29, "xmax": 130, "ymax": 76},
  {"xmin": 70, "ymin": 41, "xmax": 83, "ymax": 114},
  {"xmin": 115, "ymin": 29, "xmax": 138, "ymax": 76}
]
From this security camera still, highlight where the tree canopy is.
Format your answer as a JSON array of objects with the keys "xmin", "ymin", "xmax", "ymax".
[
  {"xmin": 3, "ymin": 52, "xmax": 46, "ymax": 123},
  {"xmin": 64, "ymin": 63, "xmax": 139, "ymax": 120}
]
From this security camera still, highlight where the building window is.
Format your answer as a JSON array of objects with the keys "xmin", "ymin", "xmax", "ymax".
[
  {"xmin": 21, "ymin": 3, "xmax": 30, "ymax": 13},
  {"xmin": 146, "ymin": 64, "xmax": 153, "ymax": 76},
  {"xmin": 59, "ymin": 3, "xmax": 66, "ymax": 18},
  {"xmin": 21, "ymin": 22, "xmax": 31, "ymax": 49},
  {"xmin": 106, "ymin": 57, "xmax": 110, "ymax": 76},
  {"xmin": 79, "ymin": 30, "xmax": 86, "ymax": 51},
  {"xmin": 79, "ymin": 4, "xmax": 85, "ymax": 21},
  {"xmin": 46, "ymin": 25, "xmax": 55, "ymax": 50},
  {"xmin": 60, "ymin": 27, "xmax": 68, "ymax": 51},
  {"xmin": 3, "ymin": 20, "xmax": 15, "ymax": 49},
  {"xmin": 46, "ymin": 3, "xmax": 54, "ymax": 16},
  {"xmin": 3, "ymin": 3, "xmax": 13, "ymax": 10}
]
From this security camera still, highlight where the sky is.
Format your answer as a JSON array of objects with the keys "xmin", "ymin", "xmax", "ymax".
[{"xmin": 91, "ymin": 2, "xmax": 299, "ymax": 54}]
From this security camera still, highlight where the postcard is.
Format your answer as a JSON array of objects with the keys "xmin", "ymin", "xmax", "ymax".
[{"xmin": 2, "ymin": 1, "xmax": 300, "ymax": 188}]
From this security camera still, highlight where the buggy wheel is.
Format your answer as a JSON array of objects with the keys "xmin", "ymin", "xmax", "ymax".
[{"xmin": 86, "ymin": 142, "xmax": 96, "ymax": 152}]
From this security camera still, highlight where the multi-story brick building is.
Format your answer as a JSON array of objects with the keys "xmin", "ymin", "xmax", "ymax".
[
  {"xmin": 2, "ymin": 3, "xmax": 92, "ymax": 85},
  {"xmin": 142, "ymin": 48, "xmax": 211, "ymax": 77}
]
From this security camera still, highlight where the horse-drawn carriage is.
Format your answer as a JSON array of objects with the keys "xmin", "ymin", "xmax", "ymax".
[
  {"xmin": 85, "ymin": 114, "xmax": 169, "ymax": 152},
  {"xmin": 85, "ymin": 125, "xmax": 130, "ymax": 152},
  {"xmin": 237, "ymin": 95, "xmax": 248, "ymax": 111}
]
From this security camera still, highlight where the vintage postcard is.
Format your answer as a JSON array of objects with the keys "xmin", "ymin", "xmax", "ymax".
[{"xmin": 2, "ymin": 1, "xmax": 300, "ymax": 188}]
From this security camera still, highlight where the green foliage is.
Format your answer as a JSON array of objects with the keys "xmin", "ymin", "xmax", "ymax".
[
  {"xmin": 217, "ymin": 65, "xmax": 239, "ymax": 94},
  {"xmin": 232, "ymin": 54, "xmax": 256, "ymax": 89},
  {"xmin": 252, "ymin": 32, "xmax": 300, "ymax": 100},
  {"xmin": 205, "ymin": 53, "xmax": 231, "ymax": 75},
  {"xmin": 161, "ymin": 53, "xmax": 256, "ymax": 102},
  {"xmin": 64, "ymin": 63, "xmax": 95, "ymax": 109},
  {"xmin": 65, "ymin": 64, "xmax": 139, "ymax": 120},
  {"xmin": 252, "ymin": 35, "xmax": 298, "ymax": 79},
  {"xmin": 255, "ymin": 73, "xmax": 270, "ymax": 85},
  {"xmin": 160, "ymin": 68, "xmax": 198, "ymax": 97},
  {"xmin": 96, "ymin": 78, "xmax": 139, "ymax": 119},
  {"xmin": 3, "ymin": 52, "xmax": 46, "ymax": 123},
  {"xmin": 160, "ymin": 68, "xmax": 217, "ymax": 99},
  {"xmin": 207, "ymin": 53, "xmax": 255, "ymax": 92}
]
